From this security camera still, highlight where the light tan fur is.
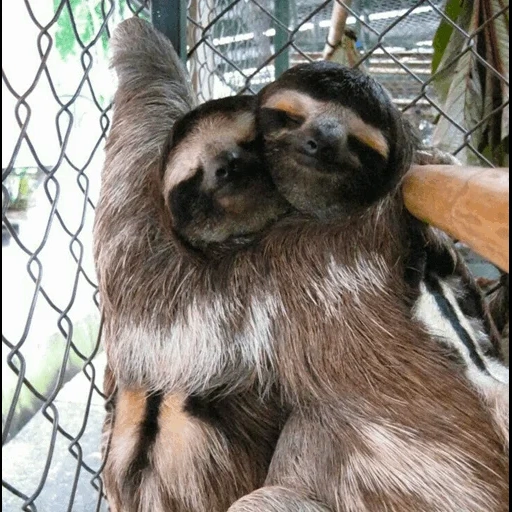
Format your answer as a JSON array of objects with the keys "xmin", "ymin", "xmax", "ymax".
[{"xmin": 164, "ymin": 111, "xmax": 256, "ymax": 192}]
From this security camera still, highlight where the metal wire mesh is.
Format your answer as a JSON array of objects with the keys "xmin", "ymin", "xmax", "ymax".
[
  {"xmin": 2, "ymin": 0, "xmax": 509, "ymax": 510},
  {"xmin": 186, "ymin": 0, "xmax": 509, "ymax": 165}
]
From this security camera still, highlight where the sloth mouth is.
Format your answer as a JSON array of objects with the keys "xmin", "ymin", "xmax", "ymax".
[{"xmin": 294, "ymin": 152, "xmax": 350, "ymax": 175}]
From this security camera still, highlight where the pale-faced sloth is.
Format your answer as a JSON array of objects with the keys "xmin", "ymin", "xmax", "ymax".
[
  {"xmin": 95, "ymin": 19, "xmax": 290, "ymax": 512},
  {"xmin": 95, "ymin": 19, "xmax": 508, "ymax": 512},
  {"xmin": 100, "ymin": 94, "xmax": 295, "ymax": 511}
]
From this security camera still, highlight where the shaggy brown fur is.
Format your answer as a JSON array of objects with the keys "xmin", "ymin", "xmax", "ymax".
[
  {"xmin": 95, "ymin": 20, "xmax": 508, "ymax": 512},
  {"xmin": 230, "ymin": 62, "xmax": 510, "ymax": 511},
  {"xmin": 95, "ymin": 19, "xmax": 288, "ymax": 510},
  {"xmin": 101, "ymin": 365, "xmax": 285, "ymax": 512}
]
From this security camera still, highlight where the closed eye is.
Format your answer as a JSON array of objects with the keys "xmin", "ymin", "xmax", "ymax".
[
  {"xmin": 259, "ymin": 108, "xmax": 305, "ymax": 132},
  {"xmin": 282, "ymin": 111, "xmax": 304, "ymax": 127},
  {"xmin": 347, "ymin": 135, "xmax": 388, "ymax": 168},
  {"xmin": 239, "ymin": 137, "xmax": 262, "ymax": 152}
]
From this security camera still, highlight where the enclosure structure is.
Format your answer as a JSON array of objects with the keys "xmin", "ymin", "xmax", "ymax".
[{"xmin": 2, "ymin": 1, "xmax": 509, "ymax": 510}]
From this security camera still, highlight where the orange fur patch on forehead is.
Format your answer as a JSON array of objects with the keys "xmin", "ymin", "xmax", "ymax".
[
  {"xmin": 262, "ymin": 90, "xmax": 316, "ymax": 119},
  {"xmin": 347, "ymin": 114, "xmax": 390, "ymax": 159},
  {"xmin": 262, "ymin": 89, "xmax": 390, "ymax": 159},
  {"xmin": 164, "ymin": 111, "xmax": 256, "ymax": 193}
]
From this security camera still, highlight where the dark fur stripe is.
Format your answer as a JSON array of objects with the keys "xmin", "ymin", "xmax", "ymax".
[
  {"xmin": 456, "ymin": 279, "xmax": 502, "ymax": 360},
  {"xmin": 184, "ymin": 393, "xmax": 224, "ymax": 428},
  {"xmin": 124, "ymin": 391, "xmax": 164, "ymax": 497},
  {"xmin": 425, "ymin": 276, "xmax": 490, "ymax": 375},
  {"xmin": 423, "ymin": 235, "xmax": 502, "ymax": 360}
]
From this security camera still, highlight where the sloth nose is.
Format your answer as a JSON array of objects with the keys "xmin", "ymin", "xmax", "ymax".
[
  {"xmin": 301, "ymin": 136, "xmax": 336, "ymax": 159},
  {"xmin": 301, "ymin": 124, "xmax": 341, "ymax": 159},
  {"xmin": 215, "ymin": 150, "xmax": 242, "ymax": 181},
  {"xmin": 303, "ymin": 139, "xmax": 319, "ymax": 156}
]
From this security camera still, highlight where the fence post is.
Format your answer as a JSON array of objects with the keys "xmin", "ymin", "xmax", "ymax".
[
  {"xmin": 152, "ymin": 0, "xmax": 187, "ymax": 62},
  {"xmin": 274, "ymin": 0, "xmax": 290, "ymax": 78},
  {"xmin": 359, "ymin": 0, "xmax": 371, "ymax": 52}
]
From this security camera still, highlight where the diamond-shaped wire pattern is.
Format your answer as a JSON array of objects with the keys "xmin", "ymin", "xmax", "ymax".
[{"xmin": 2, "ymin": 0, "xmax": 509, "ymax": 510}]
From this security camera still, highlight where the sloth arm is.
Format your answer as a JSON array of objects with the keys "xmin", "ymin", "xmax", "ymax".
[{"xmin": 94, "ymin": 18, "xmax": 196, "ymax": 313}]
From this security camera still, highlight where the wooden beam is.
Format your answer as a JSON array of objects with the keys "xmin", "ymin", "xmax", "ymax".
[
  {"xmin": 323, "ymin": 0, "xmax": 353, "ymax": 60},
  {"xmin": 403, "ymin": 165, "xmax": 509, "ymax": 273}
]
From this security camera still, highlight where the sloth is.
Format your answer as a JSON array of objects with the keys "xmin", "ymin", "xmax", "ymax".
[
  {"xmin": 94, "ymin": 20, "xmax": 296, "ymax": 512},
  {"xmin": 95, "ymin": 19, "xmax": 289, "ymax": 512},
  {"xmin": 224, "ymin": 62, "xmax": 509, "ymax": 511},
  {"xmin": 165, "ymin": 95, "xmax": 289, "ymax": 249},
  {"xmin": 255, "ymin": 62, "xmax": 509, "ymax": 446},
  {"xmin": 95, "ymin": 19, "xmax": 508, "ymax": 512}
]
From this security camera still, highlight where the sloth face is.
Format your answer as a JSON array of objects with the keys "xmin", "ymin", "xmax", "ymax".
[
  {"xmin": 258, "ymin": 62, "xmax": 414, "ymax": 219},
  {"xmin": 163, "ymin": 96, "xmax": 289, "ymax": 248}
]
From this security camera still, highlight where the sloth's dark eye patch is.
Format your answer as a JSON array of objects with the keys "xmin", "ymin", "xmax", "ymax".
[
  {"xmin": 170, "ymin": 169, "xmax": 208, "ymax": 230},
  {"xmin": 239, "ymin": 137, "xmax": 263, "ymax": 153},
  {"xmin": 216, "ymin": 167, "xmax": 229, "ymax": 179},
  {"xmin": 347, "ymin": 135, "xmax": 388, "ymax": 171},
  {"xmin": 259, "ymin": 108, "xmax": 305, "ymax": 133},
  {"xmin": 282, "ymin": 112, "xmax": 304, "ymax": 127}
]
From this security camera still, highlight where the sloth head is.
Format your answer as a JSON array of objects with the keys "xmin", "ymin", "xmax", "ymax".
[
  {"xmin": 163, "ymin": 96, "xmax": 289, "ymax": 248},
  {"xmin": 257, "ymin": 62, "xmax": 415, "ymax": 218}
]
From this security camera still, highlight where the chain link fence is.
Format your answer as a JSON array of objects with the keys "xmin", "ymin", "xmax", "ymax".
[{"xmin": 2, "ymin": 0, "xmax": 509, "ymax": 510}]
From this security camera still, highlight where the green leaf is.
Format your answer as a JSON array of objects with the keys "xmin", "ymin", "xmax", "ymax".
[
  {"xmin": 490, "ymin": 0, "xmax": 510, "ymax": 140},
  {"xmin": 431, "ymin": 2, "xmax": 475, "ymax": 104},
  {"xmin": 432, "ymin": 48, "xmax": 484, "ymax": 164},
  {"xmin": 54, "ymin": 0, "xmax": 76, "ymax": 60},
  {"xmin": 479, "ymin": 0, "xmax": 509, "ymax": 167},
  {"xmin": 53, "ymin": 0, "xmax": 129, "ymax": 61},
  {"xmin": 95, "ymin": 3, "xmax": 110, "ymax": 56},
  {"xmin": 82, "ymin": 8, "xmax": 95, "ymax": 45},
  {"xmin": 430, "ymin": 1, "xmax": 498, "ymax": 164},
  {"xmin": 432, "ymin": 0, "xmax": 465, "ymax": 74}
]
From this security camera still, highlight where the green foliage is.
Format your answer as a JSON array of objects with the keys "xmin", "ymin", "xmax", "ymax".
[
  {"xmin": 54, "ymin": 0, "xmax": 99, "ymax": 59},
  {"xmin": 431, "ymin": 0, "xmax": 510, "ymax": 166},
  {"xmin": 4, "ymin": 168, "xmax": 43, "ymax": 211},
  {"xmin": 432, "ymin": 0, "xmax": 464, "ymax": 74},
  {"xmin": 52, "ymin": 2, "xmax": 149, "ymax": 108},
  {"xmin": 53, "ymin": 0, "xmax": 133, "ymax": 60}
]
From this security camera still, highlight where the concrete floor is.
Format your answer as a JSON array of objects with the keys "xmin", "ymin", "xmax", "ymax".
[{"xmin": 2, "ymin": 355, "xmax": 109, "ymax": 512}]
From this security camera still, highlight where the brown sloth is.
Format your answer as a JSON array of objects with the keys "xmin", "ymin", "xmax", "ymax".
[
  {"xmin": 225, "ymin": 61, "xmax": 508, "ymax": 511},
  {"xmin": 95, "ymin": 19, "xmax": 508, "ymax": 512},
  {"xmin": 94, "ymin": 20, "xmax": 289, "ymax": 512}
]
